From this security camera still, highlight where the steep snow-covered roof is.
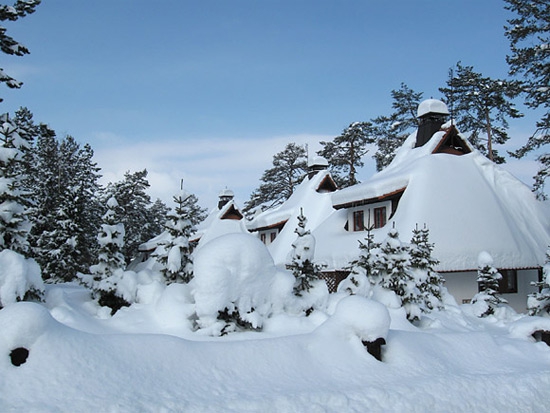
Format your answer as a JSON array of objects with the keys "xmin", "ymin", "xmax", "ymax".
[
  {"xmin": 193, "ymin": 200, "xmax": 248, "ymax": 248},
  {"xmin": 316, "ymin": 128, "xmax": 550, "ymax": 272},
  {"xmin": 247, "ymin": 170, "xmax": 337, "ymax": 266}
]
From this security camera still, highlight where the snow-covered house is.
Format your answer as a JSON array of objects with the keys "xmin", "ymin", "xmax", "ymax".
[
  {"xmin": 247, "ymin": 158, "xmax": 337, "ymax": 266},
  {"xmin": 313, "ymin": 99, "xmax": 550, "ymax": 312}
]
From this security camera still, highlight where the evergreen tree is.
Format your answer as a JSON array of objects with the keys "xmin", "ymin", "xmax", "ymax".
[
  {"xmin": 505, "ymin": 0, "xmax": 550, "ymax": 198},
  {"xmin": 377, "ymin": 226, "xmax": 420, "ymax": 320},
  {"xmin": 90, "ymin": 197, "xmax": 126, "ymax": 278},
  {"xmin": 409, "ymin": 224, "xmax": 444, "ymax": 312},
  {"xmin": 81, "ymin": 196, "xmax": 130, "ymax": 315},
  {"xmin": 339, "ymin": 222, "xmax": 382, "ymax": 297},
  {"xmin": 106, "ymin": 169, "xmax": 155, "ymax": 264},
  {"xmin": 286, "ymin": 209, "xmax": 325, "ymax": 296},
  {"xmin": 149, "ymin": 198, "xmax": 170, "ymax": 237},
  {"xmin": 471, "ymin": 251, "xmax": 507, "ymax": 317},
  {"xmin": 0, "ymin": 112, "xmax": 31, "ymax": 253},
  {"xmin": 370, "ymin": 83, "xmax": 422, "ymax": 171},
  {"xmin": 243, "ymin": 143, "xmax": 307, "ymax": 216},
  {"xmin": 317, "ymin": 122, "xmax": 372, "ymax": 187},
  {"xmin": 153, "ymin": 190, "xmax": 196, "ymax": 284},
  {"xmin": 30, "ymin": 134, "xmax": 101, "ymax": 282},
  {"xmin": 439, "ymin": 62, "xmax": 523, "ymax": 163},
  {"xmin": 527, "ymin": 248, "xmax": 550, "ymax": 316},
  {"xmin": 0, "ymin": 0, "xmax": 41, "ymax": 100}
]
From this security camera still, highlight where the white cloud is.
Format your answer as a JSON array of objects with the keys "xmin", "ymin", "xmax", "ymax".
[{"xmin": 93, "ymin": 133, "xmax": 331, "ymax": 210}]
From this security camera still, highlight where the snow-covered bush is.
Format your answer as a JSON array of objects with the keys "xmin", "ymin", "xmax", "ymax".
[
  {"xmin": 527, "ymin": 248, "xmax": 550, "ymax": 317},
  {"xmin": 472, "ymin": 251, "xmax": 507, "ymax": 317},
  {"xmin": 193, "ymin": 233, "xmax": 293, "ymax": 336},
  {"xmin": 0, "ymin": 249, "xmax": 44, "ymax": 308}
]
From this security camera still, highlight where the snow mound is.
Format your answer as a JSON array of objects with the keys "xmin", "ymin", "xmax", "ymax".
[
  {"xmin": 318, "ymin": 295, "xmax": 390, "ymax": 342},
  {"xmin": 0, "ymin": 250, "xmax": 43, "ymax": 307},
  {"xmin": 193, "ymin": 233, "xmax": 293, "ymax": 332}
]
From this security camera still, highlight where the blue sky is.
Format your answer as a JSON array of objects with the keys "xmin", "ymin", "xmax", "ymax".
[{"xmin": 1, "ymin": 0, "xmax": 540, "ymax": 207}]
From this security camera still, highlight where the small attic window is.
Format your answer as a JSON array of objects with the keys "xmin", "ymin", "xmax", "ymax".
[
  {"xmin": 316, "ymin": 175, "xmax": 337, "ymax": 193},
  {"xmin": 433, "ymin": 126, "xmax": 471, "ymax": 156}
]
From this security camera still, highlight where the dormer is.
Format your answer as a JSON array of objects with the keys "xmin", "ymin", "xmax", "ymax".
[{"xmin": 416, "ymin": 99, "xmax": 450, "ymax": 148}]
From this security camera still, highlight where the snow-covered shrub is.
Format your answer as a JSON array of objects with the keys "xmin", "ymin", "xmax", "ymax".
[
  {"xmin": 472, "ymin": 251, "xmax": 507, "ymax": 317},
  {"xmin": 527, "ymin": 249, "xmax": 550, "ymax": 317},
  {"xmin": 0, "ymin": 249, "xmax": 44, "ymax": 308},
  {"xmin": 193, "ymin": 233, "xmax": 293, "ymax": 336}
]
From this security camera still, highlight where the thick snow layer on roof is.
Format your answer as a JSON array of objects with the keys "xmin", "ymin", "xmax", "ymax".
[
  {"xmin": 248, "ymin": 171, "xmax": 336, "ymax": 266},
  {"xmin": 417, "ymin": 98, "xmax": 449, "ymax": 117},
  {"xmin": 193, "ymin": 200, "xmax": 248, "ymax": 248},
  {"xmin": 318, "ymin": 131, "xmax": 550, "ymax": 272}
]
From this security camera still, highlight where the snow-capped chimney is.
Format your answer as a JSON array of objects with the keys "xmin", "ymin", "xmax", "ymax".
[
  {"xmin": 218, "ymin": 188, "xmax": 234, "ymax": 210},
  {"xmin": 415, "ymin": 99, "xmax": 450, "ymax": 148},
  {"xmin": 307, "ymin": 156, "xmax": 329, "ymax": 179}
]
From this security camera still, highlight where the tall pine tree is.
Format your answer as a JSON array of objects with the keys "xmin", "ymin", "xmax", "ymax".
[
  {"xmin": 370, "ymin": 83, "xmax": 422, "ymax": 171},
  {"xmin": 244, "ymin": 143, "xmax": 307, "ymax": 216},
  {"xmin": 440, "ymin": 62, "xmax": 523, "ymax": 163},
  {"xmin": 505, "ymin": 0, "xmax": 550, "ymax": 198},
  {"xmin": 317, "ymin": 122, "xmax": 372, "ymax": 187}
]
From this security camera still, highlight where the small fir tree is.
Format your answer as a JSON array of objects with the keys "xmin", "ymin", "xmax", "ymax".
[
  {"xmin": 286, "ymin": 209, "xmax": 325, "ymax": 296},
  {"xmin": 527, "ymin": 249, "xmax": 550, "ymax": 317},
  {"xmin": 81, "ymin": 196, "xmax": 129, "ymax": 315},
  {"xmin": 153, "ymin": 188, "xmax": 197, "ymax": 284},
  {"xmin": 409, "ymin": 224, "xmax": 445, "ymax": 312},
  {"xmin": 342, "ymin": 219, "xmax": 382, "ymax": 296},
  {"xmin": 471, "ymin": 251, "xmax": 507, "ymax": 317}
]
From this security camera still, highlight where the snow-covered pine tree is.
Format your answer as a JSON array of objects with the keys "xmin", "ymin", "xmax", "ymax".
[
  {"xmin": 286, "ymin": 208, "xmax": 325, "ymax": 297},
  {"xmin": 439, "ymin": 62, "xmax": 523, "ymax": 163},
  {"xmin": 83, "ymin": 196, "xmax": 129, "ymax": 315},
  {"xmin": 243, "ymin": 143, "xmax": 307, "ymax": 216},
  {"xmin": 341, "ymin": 221, "xmax": 382, "ymax": 296},
  {"xmin": 153, "ymin": 189, "xmax": 197, "ymax": 284},
  {"xmin": 370, "ymin": 83, "xmax": 422, "ymax": 171},
  {"xmin": 527, "ymin": 248, "xmax": 550, "ymax": 317},
  {"xmin": 0, "ymin": 113, "xmax": 32, "ymax": 253},
  {"xmin": 409, "ymin": 224, "xmax": 444, "ymax": 313},
  {"xmin": 33, "ymin": 135, "xmax": 101, "ymax": 282},
  {"xmin": 149, "ymin": 198, "xmax": 171, "ymax": 237},
  {"xmin": 472, "ymin": 251, "xmax": 507, "ymax": 317},
  {"xmin": 505, "ymin": 0, "xmax": 550, "ymax": 199},
  {"xmin": 317, "ymin": 122, "xmax": 372, "ymax": 188},
  {"xmin": 105, "ymin": 169, "xmax": 156, "ymax": 264},
  {"xmin": 377, "ymin": 225, "xmax": 420, "ymax": 320},
  {"xmin": 0, "ymin": 0, "xmax": 41, "ymax": 100}
]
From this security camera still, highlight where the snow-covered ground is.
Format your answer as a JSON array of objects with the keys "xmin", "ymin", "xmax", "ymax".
[{"xmin": 2, "ymin": 280, "xmax": 550, "ymax": 412}]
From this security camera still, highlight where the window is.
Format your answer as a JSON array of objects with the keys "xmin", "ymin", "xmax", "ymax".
[
  {"xmin": 373, "ymin": 207, "xmax": 387, "ymax": 229},
  {"xmin": 498, "ymin": 269, "xmax": 518, "ymax": 294},
  {"xmin": 270, "ymin": 232, "xmax": 277, "ymax": 242},
  {"xmin": 260, "ymin": 233, "xmax": 266, "ymax": 244},
  {"xmin": 353, "ymin": 210, "xmax": 364, "ymax": 231}
]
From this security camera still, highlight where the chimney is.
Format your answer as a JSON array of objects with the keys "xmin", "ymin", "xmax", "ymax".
[
  {"xmin": 307, "ymin": 156, "xmax": 329, "ymax": 179},
  {"xmin": 415, "ymin": 99, "xmax": 450, "ymax": 148},
  {"xmin": 218, "ymin": 188, "xmax": 234, "ymax": 210}
]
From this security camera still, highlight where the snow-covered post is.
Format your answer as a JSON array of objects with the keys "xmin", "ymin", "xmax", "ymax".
[
  {"xmin": 286, "ymin": 208, "xmax": 325, "ymax": 297},
  {"xmin": 472, "ymin": 251, "xmax": 507, "ymax": 317},
  {"xmin": 527, "ymin": 248, "xmax": 550, "ymax": 317}
]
